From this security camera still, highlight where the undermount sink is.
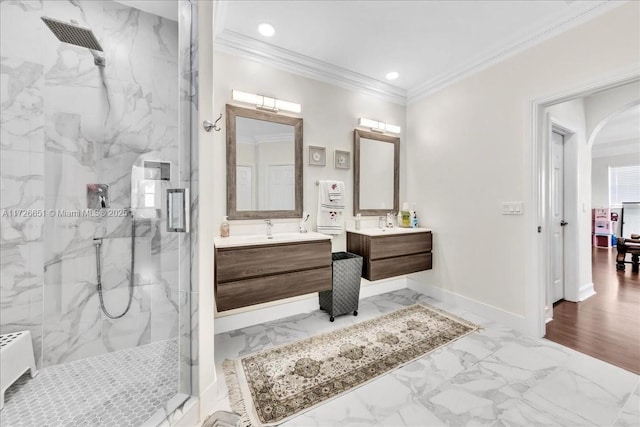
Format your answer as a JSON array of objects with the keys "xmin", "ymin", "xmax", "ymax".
[{"xmin": 214, "ymin": 231, "xmax": 331, "ymax": 248}]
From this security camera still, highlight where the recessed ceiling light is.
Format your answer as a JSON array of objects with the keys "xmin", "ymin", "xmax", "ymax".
[
  {"xmin": 385, "ymin": 71, "xmax": 399, "ymax": 81},
  {"xmin": 258, "ymin": 23, "xmax": 275, "ymax": 37}
]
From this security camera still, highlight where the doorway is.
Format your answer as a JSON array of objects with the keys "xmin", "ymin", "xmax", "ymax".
[
  {"xmin": 551, "ymin": 131, "xmax": 567, "ymax": 304},
  {"xmin": 531, "ymin": 77, "xmax": 640, "ymax": 372},
  {"xmin": 543, "ymin": 115, "xmax": 580, "ymax": 323},
  {"xmin": 529, "ymin": 72, "xmax": 640, "ymax": 338}
]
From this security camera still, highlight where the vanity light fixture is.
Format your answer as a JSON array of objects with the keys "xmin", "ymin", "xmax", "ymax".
[
  {"xmin": 232, "ymin": 89, "xmax": 301, "ymax": 114},
  {"xmin": 358, "ymin": 117, "xmax": 401, "ymax": 134}
]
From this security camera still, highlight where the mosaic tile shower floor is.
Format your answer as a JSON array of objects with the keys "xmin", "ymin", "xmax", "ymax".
[{"xmin": 1, "ymin": 338, "xmax": 178, "ymax": 427}]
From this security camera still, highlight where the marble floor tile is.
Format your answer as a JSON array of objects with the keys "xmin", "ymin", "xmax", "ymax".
[
  {"xmin": 386, "ymin": 345, "xmax": 474, "ymax": 397},
  {"xmin": 213, "ymin": 323, "xmax": 273, "ymax": 362},
  {"xmin": 614, "ymin": 380, "xmax": 640, "ymax": 427},
  {"xmin": 264, "ymin": 310, "xmax": 336, "ymax": 345},
  {"xmin": 480, "ymin": 338, "xmax": 572, "ymax": 383},
  {"xmin": 213, "ymin": 289, "xmax": 639, "ymax": 427},
  {"xmin": 372, "ymin": 403, "xmax": 446, "ymax": 427},
  {"xmin": 513, "ymin": 352, "xmax": 639, "ymax": 427},
  {"xmin": 417, "ymin": 361, "xmax": 540, "ymax": 425},
  {"xmin": 352, "ymin": 370, "xmax": 448, "ymax": 424}
]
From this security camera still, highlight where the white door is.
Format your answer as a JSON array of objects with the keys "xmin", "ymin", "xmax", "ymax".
[
  {"xmin": 267, "ymin": 165, "xmax": 294, "ymax": 210},
  {"xmin": 236, "ymin": 165, "xmax": 253, "ymax": 210},
  {"xmin": 551, "ymin": 131, "xmax": 566, "ymax": 303}
]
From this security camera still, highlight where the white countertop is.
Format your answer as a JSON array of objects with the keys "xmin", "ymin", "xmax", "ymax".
[
  {"xmin": 214, "ymin": 231, "xmax": 331, "ymax": 248},
  {"xmin": 346, "ymin": 227, "xmax": 431, "ymax": 237}
]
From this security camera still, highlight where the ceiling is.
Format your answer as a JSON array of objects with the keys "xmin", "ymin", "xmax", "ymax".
[{"xmin": 214, "ymin": 0, "xmax": 621, "ymax": 104}]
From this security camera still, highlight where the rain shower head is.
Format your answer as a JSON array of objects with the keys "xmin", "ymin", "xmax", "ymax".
[{"xmin": 41, "ymin": 16, "xmax": 105, "ymax": 67}]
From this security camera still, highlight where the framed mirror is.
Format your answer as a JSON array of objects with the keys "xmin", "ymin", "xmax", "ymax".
[
  {"xmin": 226, "ymin": 104, "xmax": 303, "ymax": 219},
  {"xmin": 354, "ymin": 129, "xmax": 399, "ymax": 216}
]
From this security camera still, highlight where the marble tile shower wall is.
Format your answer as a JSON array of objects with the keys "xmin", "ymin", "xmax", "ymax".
[{"xmin": 0, "ymin": 0, "xmax": 189, "ymax": 370}]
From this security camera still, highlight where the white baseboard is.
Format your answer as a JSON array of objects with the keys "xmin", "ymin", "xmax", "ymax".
[
  {"xmin": 194, "ymin": 382, "xmax": 218, "ymax": 426},
  {"xmin": 214, "ymin": 278, "xmax": 408, "ymax": 334},
  {"xmin": 578, "ymin": 282, "xmax": 596, "ymax": 301},
  {"xmin": 406, "ymin": 277, "xmax": 527, "ymax": 333}
]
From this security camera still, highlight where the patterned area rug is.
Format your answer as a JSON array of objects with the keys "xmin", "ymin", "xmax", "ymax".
[{"xmin": 223, "ymin": 303, "xmax": 479, "ymax": 426}]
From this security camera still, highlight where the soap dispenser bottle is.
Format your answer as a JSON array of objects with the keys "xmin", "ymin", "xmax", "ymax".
[
  {"xmin": 401, "ymin": 202, "xmax": 411, "ymax": 227},
  {"xmin": 220, "ymin": 216, "xmax": 230, "ymax": 237},
  {"xmin": 411, "ymin": 203, "xmax": 419, "ymax": 228}
]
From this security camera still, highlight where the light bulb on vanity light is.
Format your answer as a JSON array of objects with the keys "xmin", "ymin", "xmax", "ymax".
[
  {"xmin": 232, "ymin": 89, "xmax": 301, "ymax": 114},
  {"xmin": 358, "ymin": 117, "xmax": 401, "ymax": 134}
]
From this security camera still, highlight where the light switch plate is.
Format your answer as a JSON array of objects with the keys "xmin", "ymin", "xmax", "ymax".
[{"xmin": 502, "ymin": 201, "xmax": 524, "ymax": 215}]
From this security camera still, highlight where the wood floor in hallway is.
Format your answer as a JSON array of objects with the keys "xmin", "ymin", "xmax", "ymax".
[{"xmin": 545, "ymin": 247, "xmax": 640, "ymax": 374}]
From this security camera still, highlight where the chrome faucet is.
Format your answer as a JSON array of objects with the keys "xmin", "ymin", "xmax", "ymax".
[{"xmin": 265, "ymin": 219, "xmax": 273, "ymax": 239}]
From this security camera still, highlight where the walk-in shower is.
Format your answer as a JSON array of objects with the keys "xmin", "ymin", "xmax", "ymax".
[{"xmin": 0, "ymin": 1, "xmax": 197, "ymax": 425}]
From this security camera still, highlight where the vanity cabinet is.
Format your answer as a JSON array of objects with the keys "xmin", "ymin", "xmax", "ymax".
[
  {"xmin": 347, "ymin": 229, "xmax": 432, "ymax": 281},
  {"xmin": 215, "ymin": 238, "xmax": 332, "ymax": 311}
]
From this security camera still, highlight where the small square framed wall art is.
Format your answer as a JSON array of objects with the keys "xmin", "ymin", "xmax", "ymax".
[
  {"xmin": 334, "ymin": 150, "xmax": 350, "ymax": 170},
  {"xmin": 308, "ymin": 146, "xmax": 326, "ymax": 166}
]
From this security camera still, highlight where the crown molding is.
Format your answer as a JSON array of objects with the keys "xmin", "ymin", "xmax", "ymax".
[
  {"xmin": 214, "ymin": 0, "xmax": 625, "ymax": 107},
  {"xmin": 407, "ymin": 0, "xmax": 623, "ymax": 103},
  {"xmin": 214, "ymin": 29, "xmax": 407, "ymax": 105}
]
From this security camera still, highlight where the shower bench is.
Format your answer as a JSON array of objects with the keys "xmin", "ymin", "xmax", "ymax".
[{"xmin": 0, "ymin": 330, "xmax": 38, "ymax": 410}]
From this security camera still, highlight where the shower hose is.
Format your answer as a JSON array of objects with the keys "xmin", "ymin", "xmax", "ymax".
[{"xmin": 93, "ymin": 213, "xmax": 135, "ymax": 319}]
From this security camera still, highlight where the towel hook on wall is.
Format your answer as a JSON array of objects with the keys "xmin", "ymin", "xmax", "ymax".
[{"xmin": 203, "ymin": 113, "xmax": 223, "ymax": 132}]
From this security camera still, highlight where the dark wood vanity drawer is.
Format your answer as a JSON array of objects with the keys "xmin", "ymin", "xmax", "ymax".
[
  {"xmin": 368, "ymin": 252, "xmax": 432, "ymax": 281},
  {"xmin": 216, "ymin": 240, "xmax": 331, "ymax": 282},
  {"xmin": 347, "ymin": 230, "xmax": 433, "ymax": 281},
  {"xmin": 369, "ymin": 232, "xmax": 432, "ymax": 259},
  {"xmin": 216, "ymin": 267, "xmax": 332, "ymax": 311}
]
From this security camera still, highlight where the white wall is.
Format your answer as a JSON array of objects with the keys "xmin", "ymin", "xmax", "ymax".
[
  {"xmin": 405, "ymin": 2, "xmax": 640, "ymax": 318},
  {"xmin": 212, "ymin": 51, "xmax": 407, "ymax": 254}
]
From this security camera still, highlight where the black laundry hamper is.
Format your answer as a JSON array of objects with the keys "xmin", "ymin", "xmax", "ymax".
[{"xmin": 319, "ymin": 252, "xmax": 363, "ymax": 321}]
